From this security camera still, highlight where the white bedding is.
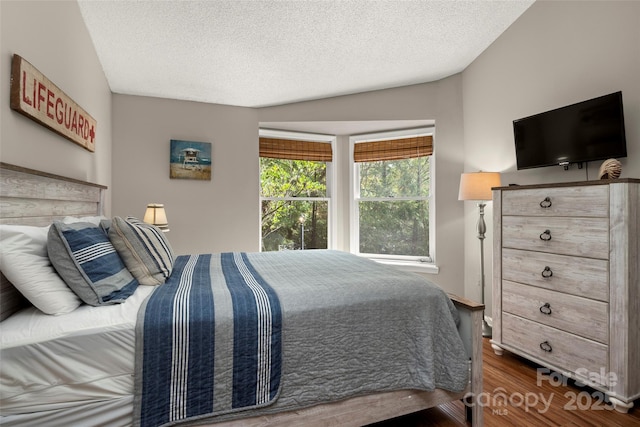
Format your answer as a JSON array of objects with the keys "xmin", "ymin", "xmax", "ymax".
[{"xmin": 0, "ymin": 286, "xmax": 154, "ymax": 420}]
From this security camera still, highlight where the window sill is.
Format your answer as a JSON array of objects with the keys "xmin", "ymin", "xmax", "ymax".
[{"xmin": 369, "ymin": 258, "xmax": 440, "ymax": 275}]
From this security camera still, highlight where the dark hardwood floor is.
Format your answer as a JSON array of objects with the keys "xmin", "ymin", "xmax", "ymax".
[{"xmin": 370, "ymin": 338, "xmax": 640, "ymax": 426}]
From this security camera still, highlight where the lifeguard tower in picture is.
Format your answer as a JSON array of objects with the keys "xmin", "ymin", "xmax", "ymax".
[{"xmin": 180, "ymin": 147, "xmax": 202, "ymax": 170}]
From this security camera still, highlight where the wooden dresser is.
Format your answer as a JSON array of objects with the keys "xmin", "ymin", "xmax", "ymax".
[{"xmin": 491, "ymin": 179, "xmax": 640, "ymax": 412}]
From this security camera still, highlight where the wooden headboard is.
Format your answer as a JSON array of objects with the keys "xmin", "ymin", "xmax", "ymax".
[{"xmin": 0, "ymin": 162, "xmax": 107, "ymax": 320}]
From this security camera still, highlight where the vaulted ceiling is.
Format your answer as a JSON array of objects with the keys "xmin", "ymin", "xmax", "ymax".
[{"xmin": 78, "ymin": 0, "xmax": 534, "ymax": 108}]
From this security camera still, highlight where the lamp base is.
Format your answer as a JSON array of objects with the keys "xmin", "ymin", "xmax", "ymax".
[{"xmin": 482, "ymin": 319, "xmax": 492, "ymax": 338}]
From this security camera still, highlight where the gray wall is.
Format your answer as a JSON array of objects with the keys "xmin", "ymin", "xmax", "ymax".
[
  {"xmin": 461, "ymin": 0, "xmax": 640, "ymax": 315},
  {"xmin": 257, "ymin": 78, "xmax": 466, "ymax": 296},
  {"xmin": 2, "ymin": 1, "xmax": 638, "ymax": 306},
  {"xmin": 111, "ymin": 77, "xmax": 467, "ymax": 296},
  {"xmin": 0, "ymin": 0, "xmax": 113, "ymax": 212},
  {"xmin": 112, "ymin": 95, "xmax": 259, "ymax": 255}
]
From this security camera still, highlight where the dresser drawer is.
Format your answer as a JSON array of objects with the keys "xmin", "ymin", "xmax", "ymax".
[
  {"xmin": 502, "ymin": 216, "xmax": 609, "ymax": 258},
  {"xmin": 502, "ymin": 281, "xmax": 608, "ymax": 344},
  {"xmin": 501, "ymin": 248, "xmax": 609, "ymax": 301},
  {"xmin": 501, "ymin": 186, "xmax": 609, "ymax": 217},
  {"xmin": 502, "ymin": 313, "xmax": 609, "ymax": 385}
]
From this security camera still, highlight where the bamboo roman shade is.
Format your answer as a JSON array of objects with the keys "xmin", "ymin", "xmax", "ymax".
[
  {"xmin": 259, "ymin": 137, "xmax": 333, "ymax": 162},
  {"xmin": 354, "ymin": 135, "xmax": 433, "ymax": 162}
]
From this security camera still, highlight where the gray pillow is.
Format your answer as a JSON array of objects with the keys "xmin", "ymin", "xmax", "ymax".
[
  {"xmin": 106, "ymin": 216, "xmax": 174, "ymax": 286},
  {"xmin": 47, "ymin": 221, "xmax": 139, "ymax": 306}
]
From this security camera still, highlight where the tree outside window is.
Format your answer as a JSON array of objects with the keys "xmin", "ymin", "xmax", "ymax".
[
  {"xmin": 358, "ymin": 156, "xmax": 430, "ymax": 256},
  {"xmin": 259, "ymin": 136, "xmax": 331, "ymax": 252},
  {"xmin": 259, "ymin": 129, "xmax": 433, "ymax": 263},
  {"xmin": 352, "ymin": 131, "xmax": 433, "ymax": 261}
]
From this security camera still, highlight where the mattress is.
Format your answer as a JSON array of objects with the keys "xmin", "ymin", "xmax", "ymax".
[{"xmin": 0, "ymin": 286, "xmax": 154, "ymax": 424}]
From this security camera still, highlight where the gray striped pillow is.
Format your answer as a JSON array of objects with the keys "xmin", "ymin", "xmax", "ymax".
[
  {"xmin": 47, "ymin": 221, "xmax": 139, "ymax": 306},
  {"xmin": 107, "ymin": 216, "xmax": 174, "ymax": 286}
]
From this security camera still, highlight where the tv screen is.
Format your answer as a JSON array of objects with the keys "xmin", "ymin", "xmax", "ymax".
[{"xmin": 513, "ymin": 91, "xmax": 627, "ymax": 170}]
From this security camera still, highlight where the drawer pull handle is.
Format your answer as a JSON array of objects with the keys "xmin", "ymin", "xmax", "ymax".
[
  {"xmin": 539, "ymin": 197, "xmax": 552, "ymax": 208},
  {"xmin": 539, "ymin": 303, "xmax": 552, "ymax": 315},
  {"xmin": 539, "ymin": 230, "xmax": 552, "ymax": 241},
  {"xmin": 540, "ymin": 341, "xmax": 553, "ymax": 352},
  {"xmin": 541, "ymin": 266, "xmax": 553, "ymax": 278}
]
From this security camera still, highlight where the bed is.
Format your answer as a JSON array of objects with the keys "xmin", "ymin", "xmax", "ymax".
[{"xmin": 0, "ymin": 162, "xmax": 484, "ymax": 427}]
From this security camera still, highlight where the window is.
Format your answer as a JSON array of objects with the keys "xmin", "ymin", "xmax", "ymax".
[
  {"xmin": 350, "ymin": 128, "xmax": 434, "ymax": 265},
  {"xmin": 259, "ymin": 131, "xmax": 335, "ymax": 252}
]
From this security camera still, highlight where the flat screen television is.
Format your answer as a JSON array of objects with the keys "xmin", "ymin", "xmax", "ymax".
[{"xmin": 513, "ymin": 91, "xmax": 627, "ymax": 170}]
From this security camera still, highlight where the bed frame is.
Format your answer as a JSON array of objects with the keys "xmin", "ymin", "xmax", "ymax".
[{"xmin": 0, "ymin": 162, "xmax": 484, "ymax": 426}]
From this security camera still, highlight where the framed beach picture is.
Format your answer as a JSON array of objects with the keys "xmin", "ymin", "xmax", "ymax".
[{"xmin": 170, "ymin": 139, "xmax": 212, "ymax": 180}]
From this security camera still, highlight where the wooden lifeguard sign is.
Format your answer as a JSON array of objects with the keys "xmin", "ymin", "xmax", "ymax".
[{"xmin": 10, "ymin": 54, "xmax": 97, "ymax": 152}]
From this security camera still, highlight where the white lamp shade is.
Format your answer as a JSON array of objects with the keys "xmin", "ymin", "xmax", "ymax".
[
  {"xmin": 143, "ymin": 203, "xmax": 169, "ymax": 231},
  {"xmin": 458, "ymin": 172, "xmax": 501, "ymax": 201}
]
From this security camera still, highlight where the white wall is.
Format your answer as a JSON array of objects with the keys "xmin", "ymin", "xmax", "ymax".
[
  {"xmin": 0, "ymin": 0, "xmax": 112, "ymax": 212},
  {"xmin": 461, "ymin": 0, "xmax": 640, "ymax": 315}
]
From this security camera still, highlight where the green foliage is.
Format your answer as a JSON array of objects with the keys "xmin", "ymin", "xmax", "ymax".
[
  {"xmin": 260, "ymin": 158, "xmax": 328, "ymax": 251},
  {"xmin": 260, "ymin": 158, "xmax": 326, "ymax": 198},
  {"xmin": 359, "ymin": 157, "xmax": 429, "ymax": 198},
  {"xmin": 358, "ymin": 157, "xmax": 430, "ymax": 256},
  {"xmin": 259, "ymin": 156, "xmax": 430, "ymax": 256},
  {"xmin": 359, "ymin": 200, "xmax": 428, "ymax": 256}
]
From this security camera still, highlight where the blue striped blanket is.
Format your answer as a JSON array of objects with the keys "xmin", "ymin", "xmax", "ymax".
[
  {"xmin": 134, "ymin": 253, "xmax": 282, "ymax": 427},
  {"xmin": 134, "ymin": 250, "xmax": 469, "ymax": 426}
]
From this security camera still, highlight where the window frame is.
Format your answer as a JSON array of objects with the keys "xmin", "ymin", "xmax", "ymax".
[
  {"xmin": 349, "ymin": 127, "xmax": 437, "ymax": 273},
  {"xmin": 258, "ymin": 128, "xmax": 337, "ymax": 251}
]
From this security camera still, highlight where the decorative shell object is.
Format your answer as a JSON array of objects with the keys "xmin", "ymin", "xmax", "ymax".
[{"xmin": 599, "ymin": 158, "xmax": 622, "ymax": 180}]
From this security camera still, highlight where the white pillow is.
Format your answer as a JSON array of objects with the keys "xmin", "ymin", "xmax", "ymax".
[
  {"xmin": 0, "ymin": 225, "xmax": 82, "ymax": 315},
  {"xmin": 0, "ymin": 224, "xmax": 49, "ymax": 257}
]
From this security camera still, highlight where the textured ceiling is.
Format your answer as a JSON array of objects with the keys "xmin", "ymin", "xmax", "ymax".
[{"xmin": 78, "ymin": 0, "xmax": 534, "ymax": 108}]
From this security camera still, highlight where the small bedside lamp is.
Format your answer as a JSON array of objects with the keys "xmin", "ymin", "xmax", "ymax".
[
  {"xmin": 458, "ymin": 171, "xmax": 501, "ymax": 337},
  {"xmin": 143, "ymin": 203, "xmax": 169, "ymax": 232}
]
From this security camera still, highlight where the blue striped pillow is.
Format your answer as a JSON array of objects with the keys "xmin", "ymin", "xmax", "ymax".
[
  {"xmin": 48, "ymin": 222, "xmax": 139, "ymax": 306},
  {"xmin": 106, "ymin": 217, "xmax": 174, "ymax": 286}
]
